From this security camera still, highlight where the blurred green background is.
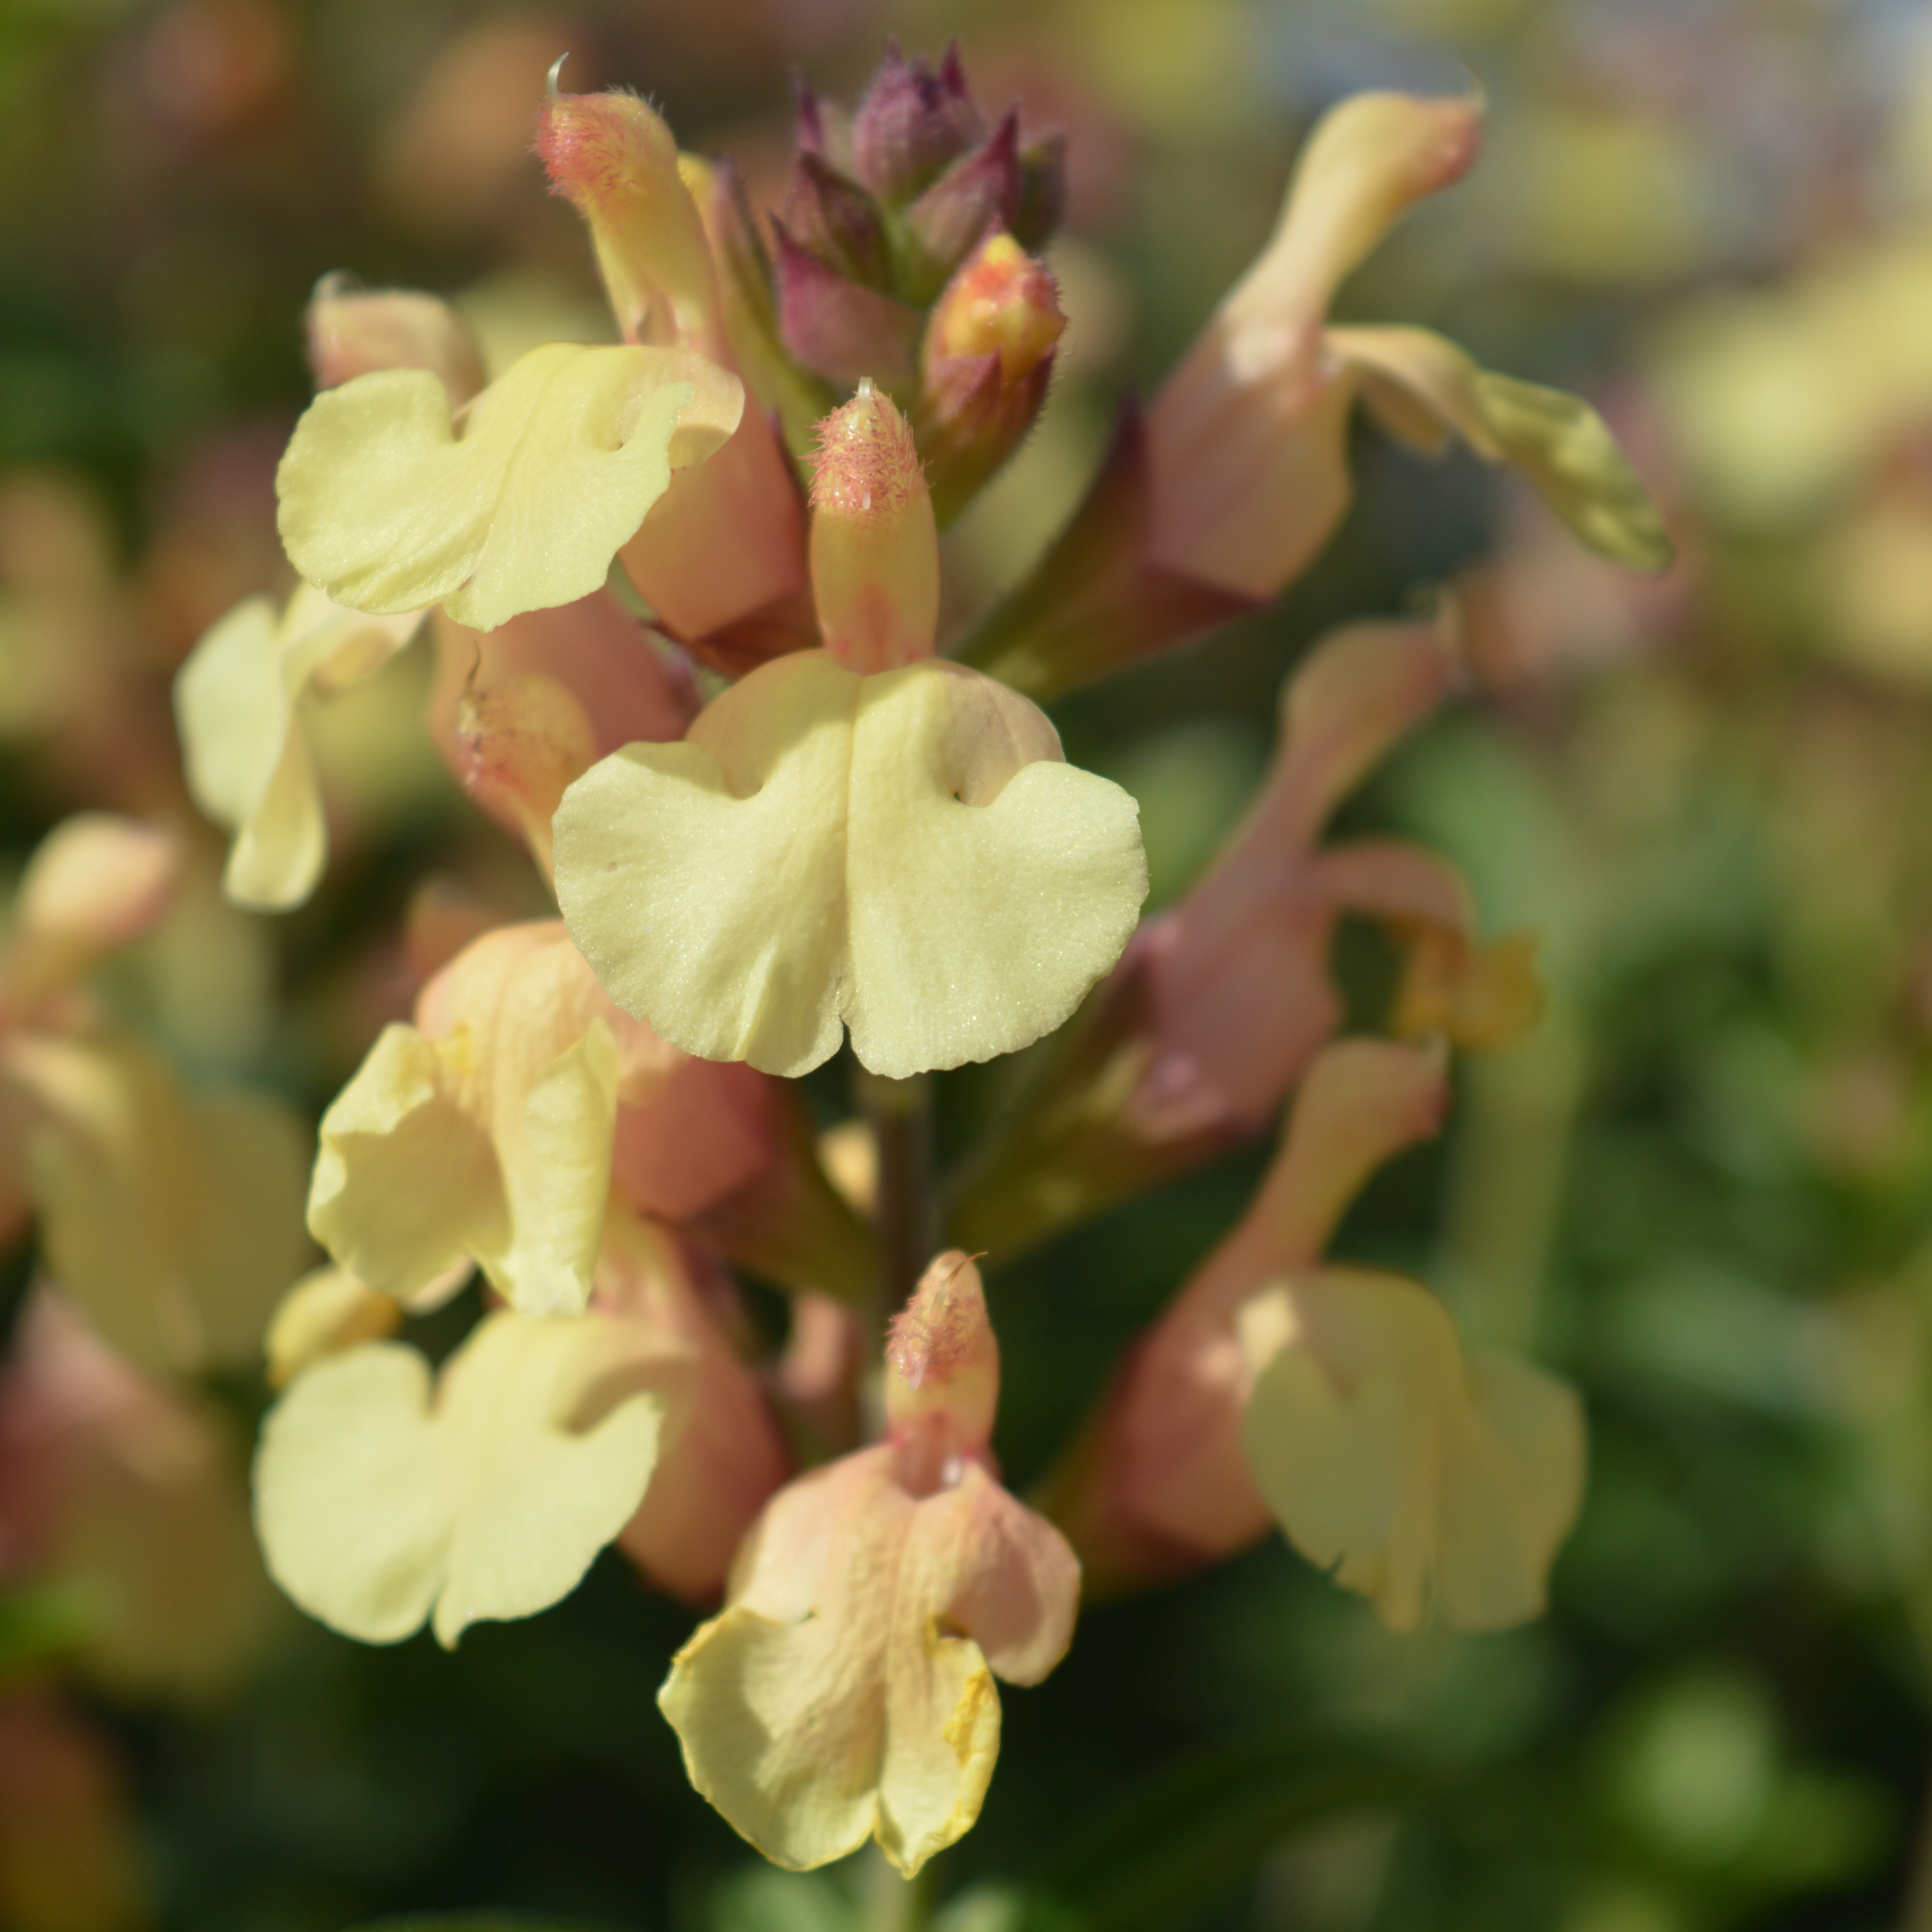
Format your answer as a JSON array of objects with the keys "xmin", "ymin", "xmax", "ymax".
[{"xmin": 7, "ymin": 0, "xmax": 1932, "ymax": 1928}]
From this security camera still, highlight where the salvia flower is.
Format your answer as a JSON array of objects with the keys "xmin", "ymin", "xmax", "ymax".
[
  {"xmin": 659, "ymin": 1254, "xmax": 1079, "ymax": 1875},
  {"xmin": 554, "ymin": 385, "xmax": 1147, "ymax": 1079},
  {"xmin": 535, "ymin": 82, "xmax": 813, "ymax": 660},
  {"xmin": 1048, "ymin": 1038, "xmax": 1584, "ymax": 1627},
  {"xmin": 0, "ymin": 817, "xmax": 309, "ymax": 1379}
]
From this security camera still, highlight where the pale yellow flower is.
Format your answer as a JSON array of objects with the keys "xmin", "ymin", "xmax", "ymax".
[
  {"xmin": 1148, "ymin": 89, "xmax": 1673, "ymax": 601},
  {"xmin": 554, "ymin": 649, "xmax": 1146, "ymax": 1079},
  {"xmin": 254, "ymin": 1304, "xmax": 685, "ymax": 1647},
  {"xmin": 554, "ymin": 380, "xmax": 1145, "ymax": 1079},
  {"xmin": 659, "ymin": 1256, "xmax": 1078, "ymax": 1876},
  {"xmin": 6, "ymin": 1033, "xmax": 310, "ymax": 1380},
  {"xmin": 1238, "ymin": 1267, "xmax": 1585, "ymax": 1631},
  {"xmin": 276, "ymin": 341, "xmax": 743, "ymax": 632},
  {"xmin": 175, "ymin": 581, "xmax": 423, "ymax": 911},
  {"xmin": 1047, "ymin": 1037, "xmax": 1585, "ymax": 1628},
  {"xmin": 307, "ymin": 922, "xmax": 634, "ymax": 1317}
]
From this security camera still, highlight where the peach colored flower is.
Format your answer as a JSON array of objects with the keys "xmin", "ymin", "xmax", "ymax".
[{"xmin": 659, "ymin": 1254, "xmax": 1079, "ymax": 1874}]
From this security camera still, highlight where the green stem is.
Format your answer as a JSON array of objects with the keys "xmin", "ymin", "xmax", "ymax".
[
  {"xmin": 862, "ymin": 1842, "xmax": 934, "ymax": 1932},
  {"xmin": 857, "ymin": 1068, "xmax": 934, "ymax": 1338}
]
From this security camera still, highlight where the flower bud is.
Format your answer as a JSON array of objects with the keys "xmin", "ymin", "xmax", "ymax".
[
  {"xmin": 849, "ymin": 40, "xmax": 985, "ymax": 206},
  {"xmin": 886, "ymin": 1252, "xmax": 1000, "ymax": 1485},
  {"xmin": 901, "ymin": 111, "xmax": 1023, "ymax": 301},
  {"xmin": 534, "ymin": 83, "xmax": 722, "ymax": 355},
  {"xmin": 785, "ymin": 152, "xmax": 893, "ymax": 292},
  {"xmin": 304, "ymin": 275, "xmax": 487, "ymax": 409},
  {"xmin": 772, "ymin": 222, "xmax": 923, "ymax": 391},
  {"xmin": 807, "ymin": 381, "xmax": 939, "ymax": 671},
  {"xmin": 0, "ymin": 815, "xmax": 181, "ymax": 1024},
  {"xmin": 917, "ymin": 233, "xmax": 1064, "ymax": 523}
]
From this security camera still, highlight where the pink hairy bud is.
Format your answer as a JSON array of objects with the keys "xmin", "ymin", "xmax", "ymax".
[
  {"xmin": 533, "ymin": 80, "xmax": 719, "ymax": 351},
  {"xmin": 807, "ymin": 380, "xmax": 939, "ymax": 671},
  {"xmin": 886, "ymin": 1250, "xmax": 1000, "ymax": 1481}
]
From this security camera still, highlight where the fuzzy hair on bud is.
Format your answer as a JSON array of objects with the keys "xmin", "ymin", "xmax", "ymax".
[
  {"xmin": 809, "ymin": 377, "xmax": 926, "ymax": 519},
  {"xmin": 806, "ymin": 381, "xmax": 939, "ymax": 671},
  {"xmin": 533, "ymin": 86, "xmax": 720, "ymax": 351},
  {"xmin": 886, "ymin": 1251, "xmax": 1000, "ymax": 1476},
  {"xmin": 533, "ymin": 86, "xmax": 680, "ymax": 210}
]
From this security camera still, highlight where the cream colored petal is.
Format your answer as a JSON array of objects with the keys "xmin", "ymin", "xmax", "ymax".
[
  {"xmin": 1240, "ymin": 1268, "xmax": 1584, "ymax": 1632},
  {"xmin": 221, "ymin": 717, "xmax": 327, "ymax": 910},
  {"xmin": 1330, "ymin": 326, "xmax": 1675, "ymax": 573},
  {"xmin": 254, "ymin": 1311, "xmax": 671, "ymax": 1648},
  {"xmin": 264, "ymin": 1265, "xmax": 402, "ymax": 1387},
  {"xmin": 175, "ymin": 586, "xmax": 421, "ymax": 911},
  {"xmin": 661, "ymin": 1455, "xmax": 906, "ymax": 1870},
  {"xmin": 555, "ymin": 654, "xmax": 1146, "ymax": 1080},
  {"xmin": 277, "ymin": 343, "xmax": 744, "ymax": 631},
  {"xmin": 175, "ymin": 595, "xmax": 286, "ymax": 833},
  {"xmin": 1240, "ymin": 1278, "xmax": 1438, "ymax": 1628},
  {"xmin": 10, "ymin": 1035, "xmax": 311, "ymax": 1377},
  {"xmin": 307, "ymin": 1023, "xmax": 506, "ymax": 1303},
  {"xmin": 903, "ymin": 1464, "xmax": 1080, "ymax": 1686},
  {"xmin": 492, "ymin": 1019, "xmax": 619, "ymax": 1316},
  {"xmin": 874, "ymin": 1621, "xmax": 1001, "ymax": 1879},
  {"xmin": 1433, "ymin": 1354, "xmax": 1586, "ymax": 1631},
  {"xmin": 660, "ymin": 1449, "xmax": 1011, "ymax": 1877},
  {"xmin": 844, "ymin": 662, "xmax": 1147, "ymax": 1079},
  {"xmin": 555, "ymin": 651, "xmax": 859, "ymax": 1079},
  {"xmin": 326, "ymin": 924, "xmax": 641, "ymax": 1314},
  {"xmin": 1237, "ymin": 91, "xmax": 1484, "ymax": 329}
]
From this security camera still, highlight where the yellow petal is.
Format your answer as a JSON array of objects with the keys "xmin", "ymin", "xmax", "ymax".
[
  {"xmin": 659, "ymin": 1451, "xmax": 995, "ymax": 1876},
  {"xmin": 659, "ymin": 1450, "xmax": 1075, "ymax": 1876},
  {"xmin": 501, "ymin": 1019, "xmax": 620, "ymax": 1315},
  {"xmin": 1330, "ymin": 326, "xmax": 1676, "ymax": 573},
  {"xmin": 555, "ymin": 652, "xmax": 1147, "ymax": 1079},
  {"xmin": 8, "ymin": 1035, "xmax": 311, "ymax": 1378},
  {"xmin": 1239, "ymin": 91, "xmax": 1486, "ymax": 329},
  {"xmin": 254, "ymin": 1309, "xmax": 679, "ymax": 1647},
  {"xmin": 276, "ymin": 342, "xmax": 744, "ymax": 631},
  {"xmin": 309, "ymin": 927, "xmax": 627, "ymax": 1315},
  {"xmin": 307, "ymin": 1022, "xmax": 506, "ymax": 1305},
  {"xmin": 175, "ymin": 584, "xmax": 421, "ymax": 911},
  {"xmin": 263, "ymin": 1265, "xmax": 403, "ymax": 1387},
  {"xmin": 1239, "ymin": 1267, "xmax": 1584, "ymax": 1631}
]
